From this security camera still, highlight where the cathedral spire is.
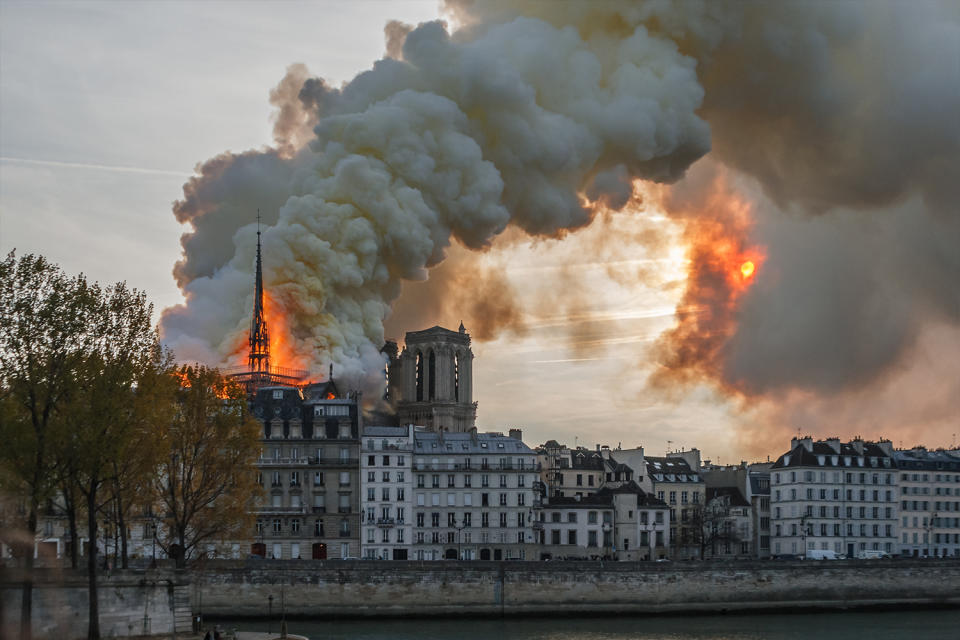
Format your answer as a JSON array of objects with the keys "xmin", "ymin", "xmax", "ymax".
[{"xmin": 248, "ymin": 210, "xmax": 270, "ymax": 374}]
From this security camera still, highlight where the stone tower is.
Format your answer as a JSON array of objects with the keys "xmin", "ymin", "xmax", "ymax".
[{"xmin": 393, "ymin": 324, "xmax": 476, "ymax": 432}]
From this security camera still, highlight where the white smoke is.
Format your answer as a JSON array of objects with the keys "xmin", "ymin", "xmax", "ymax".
[{"xmin": 161, "ymin": 12, "xmax": 711, "ymax": 389}]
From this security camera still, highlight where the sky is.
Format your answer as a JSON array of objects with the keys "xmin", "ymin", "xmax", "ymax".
[{"xmin": 3, "ymin": 1, "xmax": 958, "ymax": 463}]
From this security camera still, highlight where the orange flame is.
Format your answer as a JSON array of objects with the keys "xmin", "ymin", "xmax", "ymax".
[
  {"xmin": 263, "ymin": 291, "xmax": 311, "ymax": 372},
  {"xmin": 652, "ymin": 171, "xmax": 766, "ymax": 393}
]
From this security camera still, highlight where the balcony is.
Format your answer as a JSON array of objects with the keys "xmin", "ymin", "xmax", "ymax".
[
  {"xmin": 376, "ymin": 518, "xmax": 396, "ymax": 528},
  {"xmin": 338, "ymin": 507, "xmax": 352, "ymax": 514},
  {"xmin": 311, "ymin": 457, "xmax": 359, "ymax": 467},
  {"xmin": 311, "ymin": 506, "xmax": 326, "ymax": 514},
  {"xmin": 256, "ymin": 506, "xmax": 307, "ymax": 515},
  {"xmin": 257, "ymin": 457, "xmax": 310, "ymax": 467}
]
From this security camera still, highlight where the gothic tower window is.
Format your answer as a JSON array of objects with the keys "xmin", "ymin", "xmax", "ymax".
[
  {"xmin": 454, "ymin": 352, "xmax": 460, "ymax": 402},
  {"xmin": 428, "ymin": 350, "xmax": 436, "ymax": 401},
  {"xmin": 416, "ymin": 352, "xmax": 424, "ymax": 401}
]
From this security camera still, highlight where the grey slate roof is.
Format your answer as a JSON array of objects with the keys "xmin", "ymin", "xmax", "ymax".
[
  {"xmin": 706, "ymin": 486, "xmax": 750, "ymax": 507},
  {"xmin": 645, "ymin": 456, "xmax": 702, "ymax": 483},
  {"xmin": 414, "ymin": 431, "xmax": 534, "ymax": 455},
  {"xmin": 893, "ymin": 449, "xmax": 960, "ymax": 471},
  {"xmin": 771, "ymin": 441, "xmax": 895, "ymax": 470}
]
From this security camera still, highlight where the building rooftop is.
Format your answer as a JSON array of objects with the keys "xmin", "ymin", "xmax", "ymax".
[
  {"xmin": 771, "ymin": 440, "xmax": 896, "ymax": 470},
  {"xmin": 413, "ymin": 430, "xmax": 535, "ymax": 455},
  {"xmin": 706, "ymin": 486, "xmax": 750, "ymax": 508}
]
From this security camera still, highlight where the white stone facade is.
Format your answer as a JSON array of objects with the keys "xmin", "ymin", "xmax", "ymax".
[
  {"xmin": 411, "ymin": 430, "xmax": 538, "ymax": 560},
  {"xmin": 360, "ymin": 425, "xmax": 415, "ymax": 560},
  {"xmin": 771, "ymin": 438, "xmax": 898, "ymax": 558}
]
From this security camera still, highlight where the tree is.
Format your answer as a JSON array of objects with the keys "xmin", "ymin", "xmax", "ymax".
[
  {"xmin": 66, "ymin": 281, "xmax": 168, "ymax": 640},
  {"xmin": 696, "ymin": 495, "xmax": 744, "ymax": 559},
  {"xmin": 153, "ymin": 365, "xmax": 261, "ymax": 569},
  {"xmin": 0, "ymin": 252, "xmax": 96, "ymax": 640}
]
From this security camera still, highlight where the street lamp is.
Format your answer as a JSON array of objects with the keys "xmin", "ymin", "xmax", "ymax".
[
  {"xmin": 454, "ymin": 517, "xmax": 466, "ymax": 560},
  {"xmin": 267, "ymin": 595, "xmax": 273, "ymax": 634},
  {"xmin": 150, "ymin": 516, "xmax": 157, "ymax": 568}
]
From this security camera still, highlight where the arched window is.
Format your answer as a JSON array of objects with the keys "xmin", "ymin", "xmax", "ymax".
[
  {"xmin": 416, "ymin": 352, "xmax": 423, "ymax": 401},
  {"xmin": 454, "ymin": 352, "xmax": 460, "ymax": 402},
  {"xmin": 428, "ymin": 350, "xmax": 436, "ymax": 401}
]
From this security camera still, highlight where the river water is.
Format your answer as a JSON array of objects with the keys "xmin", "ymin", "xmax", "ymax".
[{"xmin": 211, "ymin": 609, "xmax": 960, "ymax": 639}]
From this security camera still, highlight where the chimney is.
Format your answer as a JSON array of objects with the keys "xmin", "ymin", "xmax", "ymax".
[
  {"xmin": 851, "ymin": 437, "xmax": 864, "ymax": 455},
  {"xmin": 509, "ymin": 428, "xmax": 523, "ymax": 442},
  {"xmin": 826, "ymin": 437, "xmax": 841, "ymax": 454}
]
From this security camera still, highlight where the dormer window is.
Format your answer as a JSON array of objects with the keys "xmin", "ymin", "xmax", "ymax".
[
  {"xmin": 272, "ymin": 390, "xmax": 283, "ymax": 399},
  {"xmin": 817, "ymin": 455, "xmax": 825, "ymax": 466},
  {"xmin": 315, "ymin": 406, "xmax": 325, "ymax": 417}
]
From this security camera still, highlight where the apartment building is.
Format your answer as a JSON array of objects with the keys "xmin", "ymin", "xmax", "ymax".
[
  {"xmin": 538, "ymin": 494, "xmax": 613, "ymax": 559},
  {"xmin": 360, "ymin": 425, "xmax": 415, "ymax": 560},
  {"xmin": 894, "ymin": 447, "xmax": 960, "ymax": 558},
  {"xmin": 538, "ymin": 442, "xmax": 606, "ymax": 498},
  {"xmin": 251, "ymin": 381, "xmax": 361, "ymax": 560},
  {"xmin": 641, "ymin": 452, "xmax": 704, "ymax": 559},
  {"xmin": 770, "ymin": 437, "xmax": 897, "ymax": 558},
  {"xmin": 411, "ymin": 429, "xmax": 538, "ymax": 560}
]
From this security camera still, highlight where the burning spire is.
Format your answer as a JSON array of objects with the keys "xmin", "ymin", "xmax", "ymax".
[{"xmin": 248, "ymin": 210, "xmax": 270, "ymax": 374}]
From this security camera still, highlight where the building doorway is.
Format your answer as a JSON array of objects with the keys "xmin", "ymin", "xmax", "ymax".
[
  {"xmin": 312, "ymin": 543, "xmax": 327, "ymax": 560},
  {"xmin": 251, "ymin": 543, "xmax": 266, "ymax": 558}
]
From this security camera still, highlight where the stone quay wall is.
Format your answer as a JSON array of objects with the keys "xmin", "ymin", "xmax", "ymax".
[
  {"xmin": 3, "ymin": 560, "xmax": 959, "ymax": 637},
  {"xmin": 0, "ymin": 568, "xmax": 191, "ymax": 639},
  {"xmin": 194, "ymin": 559, "xmax": 960, "ymax": 618}
]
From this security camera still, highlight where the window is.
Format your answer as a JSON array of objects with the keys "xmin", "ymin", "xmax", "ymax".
[
  {"xmin": 272, "ymin": 519, "xmax": 282, "ymax": 533},
  {"xmin": 588, "ymin": 512, "xmax": 598, "ymax": 524},
  {"xmin": 499, "ymin": 493, "xmax": 508, "ymax": 506},
  {"xmin": 576, "ymin": 474, "xmax": 583, "ymax": 486},
  {"xmin": 291, "ymin": 519, "xmax": 301, "ymax": 534},
  {"xmin": 339, "ymin": 472, "xmax": 350, "ymax": 486},
  {"xmin": 499, "ymin": 512, "xmax": 508, "ymax": 527},
  {"xmin": 669, "ymin": 492, "xmax": 677, "ymax": 505},
  {"xmin": 382, "ymin": 487, "xmax": 390, "ymax": 501},
  {"xmin": 588, "ymin": 531, "xmax": 598, "ymax": 547},
  {"xmin": 448, "ymin": 474, "xmax": 456, "ymax": 487},
  {"xmin": 383, "ymin": 455, "xmax": 390, "ymax": 466},
  {"xmin": 339, "ymin": 495, "xmax": 350, "ymax": 513},
  {"xmin": 482, "ymin": 512, "xmax": 489, "ymax": 528},
  {"xmin": 568, "ymin": 530, "xmax": 577, "ymax": 545},
  {"xmin": 382, "ymin": 471, "xmax": 390, "ymax": 482},
  {"xmin": 431, "ymin": 512, "xmax": 440, "ymax": 527},
  {"xmin": 568, "ymin": 512, "xmax": 577, "ymax": 523},
  {"xmin": 518, "ymin": 493, "xmax": 525, "ymax": 506}
]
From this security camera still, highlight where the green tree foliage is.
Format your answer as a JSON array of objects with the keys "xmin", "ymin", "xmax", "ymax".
[
  {"xmin": 0, "ymin": 251, "xmax": 171, "ymax": 640},
  {"xmin": 0, "ymin": 252, "xmax": 96, "ymax": 640},
  {"xmin": 153, "ymin": 365, "xmax": 261, "ymax": 568}
]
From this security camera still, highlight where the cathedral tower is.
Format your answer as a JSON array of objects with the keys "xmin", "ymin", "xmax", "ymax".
[{"xmin": 394, "ymin": 324, "xmax": 476, "ymax": 432}]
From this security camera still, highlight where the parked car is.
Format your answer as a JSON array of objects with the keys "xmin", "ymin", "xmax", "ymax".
[
  {"xmin": 805, "ymin": 549, "xmax": 842, "ymax": 560},
  {"xmin": 856, "ymin": 550, "xmax": 891, "ymax": 560}
]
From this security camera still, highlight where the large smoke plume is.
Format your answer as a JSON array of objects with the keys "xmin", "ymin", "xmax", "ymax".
[
  {"xmin": 161, "ymin": 6, "xmax": 711, "ymax": 388},
  {"xmin": 161, "ymin": 1, "xmax": 959, "ymax": 448}
]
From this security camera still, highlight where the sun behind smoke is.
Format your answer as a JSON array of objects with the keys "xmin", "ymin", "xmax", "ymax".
[{"xmin": 651, "ymin": 168, "xmax": 766, "ymax": 393}]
